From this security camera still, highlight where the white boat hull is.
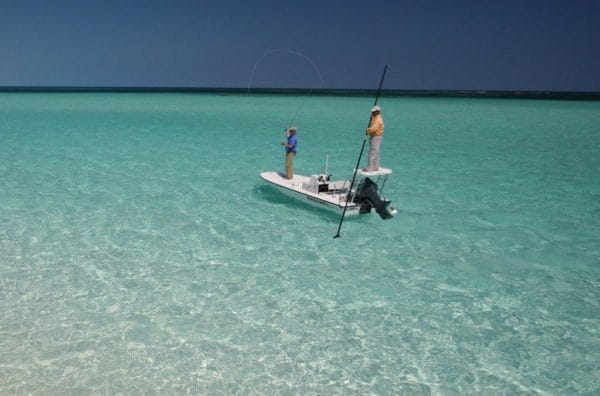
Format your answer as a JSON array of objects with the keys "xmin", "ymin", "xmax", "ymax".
[{"xmin": 260, "ymin": 172, "xmax": 362, "ymax": 216}]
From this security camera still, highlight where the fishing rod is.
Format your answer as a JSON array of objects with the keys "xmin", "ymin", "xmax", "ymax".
[
  {"xmin": 246, "ymin": 49, "xmax": 324, "ymax": 128},
  {"xmin": 334, "ymin": 64, "xmax": 388, "ymax": 239}
]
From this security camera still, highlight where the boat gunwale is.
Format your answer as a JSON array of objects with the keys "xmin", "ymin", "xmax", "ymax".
[{"xmin": 259, "ymin": 172, "xmax": 360, "ymax": 213}]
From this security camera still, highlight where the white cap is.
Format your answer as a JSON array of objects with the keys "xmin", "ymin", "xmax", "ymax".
[{"xmin": 371, "ymin": 105, "xmax": 381, "ymax": 112}]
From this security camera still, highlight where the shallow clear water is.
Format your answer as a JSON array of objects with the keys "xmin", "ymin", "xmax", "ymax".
[{"xmin": 1, "ymin": 92, "xmax": 599, "ymax": 394}]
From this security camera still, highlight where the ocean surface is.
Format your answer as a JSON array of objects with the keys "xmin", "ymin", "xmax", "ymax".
[{"xmin": 1, "ymin": 92, "xmax": 599, "ymax": 394}]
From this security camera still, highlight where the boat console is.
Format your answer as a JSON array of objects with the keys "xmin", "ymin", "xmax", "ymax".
[{"xmin": 302, "ymin": 174, "xmax": 330, "ymax": 193}]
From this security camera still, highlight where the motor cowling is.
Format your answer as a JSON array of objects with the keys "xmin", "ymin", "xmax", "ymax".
[{"xmin": 354, "ymin": 177, "xmax": 394, "ymax": 219}]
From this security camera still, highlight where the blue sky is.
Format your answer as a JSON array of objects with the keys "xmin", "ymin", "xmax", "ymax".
[{"xmin": 1, "ymin": 0, "xmax": 599, "ymax": 91}]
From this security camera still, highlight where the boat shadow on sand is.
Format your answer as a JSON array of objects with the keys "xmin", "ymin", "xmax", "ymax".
[{"xmin": 253, "ymin": 184, "xmax": 371, "ymax": 224}]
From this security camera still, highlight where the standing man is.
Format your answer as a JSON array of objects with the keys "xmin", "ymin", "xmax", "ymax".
[
  {"xmin": 281, "ymin": 126, "xmax": 297, "ymax": 180},
  {"xmin": 364, "ymin": 105, "xmax": 384, "ymax": 172}
]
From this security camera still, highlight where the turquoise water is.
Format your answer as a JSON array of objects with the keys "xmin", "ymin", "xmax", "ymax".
[{"xmin": 1, "ymin": 92, "xmax": 599, "ymax": 394}]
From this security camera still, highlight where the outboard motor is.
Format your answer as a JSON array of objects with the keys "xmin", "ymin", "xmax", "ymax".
[{"xmin": 354, "ymin": 177, "xmax": 394, "ymax": 219}]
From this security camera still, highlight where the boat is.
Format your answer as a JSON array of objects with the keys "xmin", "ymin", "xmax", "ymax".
[{"xmin": 260, "ymin": 167, "xmax": 397, "ymax": 219}]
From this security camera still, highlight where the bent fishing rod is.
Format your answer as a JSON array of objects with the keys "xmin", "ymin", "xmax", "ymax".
[{"xmin": 334, "ymin": 64, "xmax": 388, "ymax": 239}]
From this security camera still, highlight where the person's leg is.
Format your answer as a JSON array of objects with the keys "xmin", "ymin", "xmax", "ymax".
[
  {"xmin": 369, "ymin": 136, "xmax": 382, "ymax": 171},
  {"xmin": 366, "ymin": 137, "xmax": 374, "ymax": 170},
  {"xmin": 285, "ymin": 152, "xmax": 295, "ymax": 179}
]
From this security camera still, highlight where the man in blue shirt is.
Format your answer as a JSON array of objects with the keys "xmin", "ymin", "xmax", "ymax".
[{"xmin": 281, "ymin": 127, "xmax": 297, "ymax": 180}]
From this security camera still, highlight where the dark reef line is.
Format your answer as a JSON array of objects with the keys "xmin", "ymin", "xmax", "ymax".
[{"xmin": 1, "ymin": 86, "xmax": 599, "ymax": 100}]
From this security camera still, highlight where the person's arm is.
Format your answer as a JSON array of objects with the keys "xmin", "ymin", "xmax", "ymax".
[
  {"xmin": 281, "ymin": 136, "xmax": 296, "ymax": 149},
  {"xmin": 287, "ymin": 137, "xmax": 297, "ymax": 150},
  {"xmin": 370, "ymin": 118, "xmax": 383, "ymax": 134},
  {"xmin": 366, "ymin": 117, "xmax": 379, "ymax": 135}
]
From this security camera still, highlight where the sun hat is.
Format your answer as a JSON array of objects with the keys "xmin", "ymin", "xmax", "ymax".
[{"xmin": 371, "ymin": 105, "xmax": 381, "ymax": 112}]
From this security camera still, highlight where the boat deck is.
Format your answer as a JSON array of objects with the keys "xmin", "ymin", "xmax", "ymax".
[{"xmin": 259, "ymin": 171, "xmax": 360, "ymax": 214}]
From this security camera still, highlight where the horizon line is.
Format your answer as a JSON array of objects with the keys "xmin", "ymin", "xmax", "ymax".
[{"xmin": 1, "ymin": 86, "xmax": 599, "ymax": 100}]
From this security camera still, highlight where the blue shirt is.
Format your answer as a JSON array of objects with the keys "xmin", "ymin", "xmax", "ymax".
[{"xmin": 286, "ymin": 134, "xmax": 297, "ymax": 153}]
